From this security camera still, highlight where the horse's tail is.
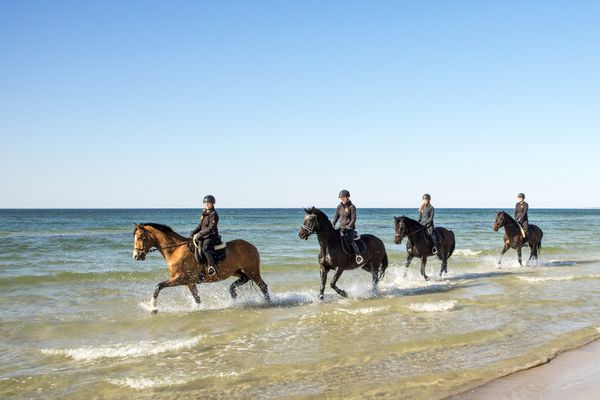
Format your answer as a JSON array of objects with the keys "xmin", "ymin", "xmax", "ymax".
[
  {"xmin": 447, "ymin": 230, "xmax": 456, "ymax": 258},
  {"xmin": 379, "ymin": 252, "xmax": 389, "ymax": 280}
]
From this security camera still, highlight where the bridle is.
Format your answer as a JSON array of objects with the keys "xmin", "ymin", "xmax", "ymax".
[
  {"xmin": 301, "ymin": 216, "xmax": 319, "ymax": 235},
  {"xmin": 395, "ymin": 218, "xmax": 427, "ymax": 240}
]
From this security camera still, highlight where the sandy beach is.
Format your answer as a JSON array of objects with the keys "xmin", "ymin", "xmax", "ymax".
[{"xmin": 451, "ymin": 338, "xmax": 600, "ymax": 400}]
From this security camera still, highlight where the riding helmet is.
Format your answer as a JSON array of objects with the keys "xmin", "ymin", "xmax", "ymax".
[
  {"xmin": 338, "ymin": 189, "xmax": 350, "ymax": 198},
  {"xmin": 203, "ymin": 195, "xmax": 216, "ymax": 204},
  {"xmin": 422, "ymin": 193, "xmax": 431, "ymax": 200},
  {"xmin": 517, "ymin": 193, "xmax": 525, "ymax": 199}
]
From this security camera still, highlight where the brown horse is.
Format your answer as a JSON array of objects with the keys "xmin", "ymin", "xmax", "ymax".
[
  {"xmin": 133, "ymin": 223, "xmax": 270, "ymax": 313},
  {"xmin": 493, "ymin": 211, "xmax": 543, "ymax": 266}
]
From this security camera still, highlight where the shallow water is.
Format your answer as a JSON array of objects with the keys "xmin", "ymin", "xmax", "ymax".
[{"xmin": 1, "ymin": 208, "xmax": 599, "ymax": 399}]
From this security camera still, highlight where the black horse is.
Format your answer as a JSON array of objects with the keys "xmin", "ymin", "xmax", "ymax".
[
  {"xmin": 493, "ymin": 211, "xmax": 543, "ymax": 266},
  {"xmin": 298, "ymin": 207, "xmax": 389, "ymax": 300},
  {"xmin": 393, "ymin": 215, "xmax": 455, "ymax": 280}
]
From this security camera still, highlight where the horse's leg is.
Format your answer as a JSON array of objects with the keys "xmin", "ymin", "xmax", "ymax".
[
  {"xmin": 498, "ymin": 244, "xmax": 509, "ymax": 268},
  {"xmin": 420, "ymin": 257, "xmax": 429, "ymax": 281},
  {"xmin": 528, "ymin": 243, "xmax": 538, "ymax": 266},
  {"xmin": 229, "ymin": 273, "xmax": 250, "ymax": 299},
  {"xmin": 188, "ymin": 283, "xmax": 201, "ymax": 306},
  {"xmin": 319, "ymin": 266, "xmax": 329, "ymax": 300},
  {"xmin": 371, "ymin": 264, "xmax": 379, "ymax": 295},
  {"xmin": 517, "ymin": 247, "xmax": 523, "ymax": 266},
  {"xmin": 440, "ymin": 253, "xmax": 448, "ymax": 276},
  {"xmin": 404, "ymin": 254, "xmax": 414, "ymax": 278},
  {"xmin": 151, "ymin": 277, "xmax": 185, "ymax": 314},
  {"xmin": 246, "ymin": 272, "xmax": 270, "ymax": 303},
  {"xmin": 330, "ymin": 268, "xmax": 347, "ymax": 298}
]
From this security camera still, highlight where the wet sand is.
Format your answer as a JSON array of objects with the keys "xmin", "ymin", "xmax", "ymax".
[{"xmin": 451, "ymin": 339, "xmax": 600, "ymax": 400}]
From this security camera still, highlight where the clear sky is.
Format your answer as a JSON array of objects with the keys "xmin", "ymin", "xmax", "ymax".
[{"xmin": 1, "ymin": 1, "xmax": 598, "ymax": 208}]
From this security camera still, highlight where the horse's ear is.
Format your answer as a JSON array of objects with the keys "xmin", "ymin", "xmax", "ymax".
[{"xmin": 394, "ymin": 216, "xmax": 399, "ymax": 222}]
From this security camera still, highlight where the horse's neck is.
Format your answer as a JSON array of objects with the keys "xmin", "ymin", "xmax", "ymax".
[
  {"xmin": 148, "ymin": 228, "xmax": 186, "ymax": 258},
  {"xmin": 316, "ymin": 229, "xmax": 339, "ymax": 251},
  {"xmin": 503, "ymin": 215, "xmax": 519, "ymax": 235},
  {"xmin": 404, "ymin": 218, "xmax": 422, "ymax": 234}
]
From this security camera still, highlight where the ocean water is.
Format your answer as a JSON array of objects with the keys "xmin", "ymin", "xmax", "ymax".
[{"xmin": 1, "ymin": 208, "xmax": 599, "ymax": 399}]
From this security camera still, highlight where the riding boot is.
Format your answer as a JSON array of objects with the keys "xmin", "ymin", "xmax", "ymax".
[
  {"xmin": 350, "ymin": 240, "xmax": 364, "ymax": 264},
  {"xmin": 429, "ymin": 227, "xmax": 438, "ymax": 255},
  {"xmin": 204, "ymin": 249, "xmax": 217, "ymax": 276}
]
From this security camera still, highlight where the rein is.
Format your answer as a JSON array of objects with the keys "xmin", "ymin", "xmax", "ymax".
[{"xmin": 135, "ymin": 239, "xmax": 191, "ymax": 254}]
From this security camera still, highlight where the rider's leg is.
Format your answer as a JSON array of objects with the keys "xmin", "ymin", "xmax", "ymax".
[{"xmin": 202, "ymin": 237, "xmax": 217, "ymax": 276}]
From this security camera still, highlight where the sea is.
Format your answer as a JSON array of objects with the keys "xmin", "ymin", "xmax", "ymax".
[{"xmin": 1, "ymin": 208, "xmax": 599, "ymax": 399}]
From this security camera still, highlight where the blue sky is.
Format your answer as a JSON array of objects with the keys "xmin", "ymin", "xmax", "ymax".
[{"xmin": 1, "ymin": 1, "xmax": 598, "ymax": 208}]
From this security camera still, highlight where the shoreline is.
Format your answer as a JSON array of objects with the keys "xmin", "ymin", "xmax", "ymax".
[{"xmin": 449, "ymin": 336, "xmax": 600, "ymax": 400}]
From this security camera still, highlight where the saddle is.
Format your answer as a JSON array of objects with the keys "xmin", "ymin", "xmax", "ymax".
[
  {"xmin": 423, "ymin": 229, "xmax": 441, "ymax": 246},
  {"xmin": 341, "ymin": 233, "xmax": 366, "ymax": 255},
  {"xmin": 193, "ymin": 236, "xmax": 227, "ymax": 266}
]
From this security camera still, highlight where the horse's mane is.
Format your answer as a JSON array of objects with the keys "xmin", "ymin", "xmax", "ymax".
[
  {"xmin": 396, "ymin": 215, "xmax": 420, "ymax": 227},
  {"xmin": 142, "ymin": 223, "xmax": 175, "ymax": 233},
  {"xmin": 498, "ymin": 211, "xmax": 517, "ymax": 222},
  {"xmin": 304, "ymin": 206, "xmax": 329, "ymax": 220}
]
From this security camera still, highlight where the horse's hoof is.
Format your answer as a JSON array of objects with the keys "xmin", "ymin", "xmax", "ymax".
[
  {"xmin": 339, "ymin": 290, "xmax": 348, "ymax": 298},
  {"xmin": 424, "ymin": 276, "xmax": 429, "ymax": 281},
  {"xmin": 318, "ymin": 294, "xmax": 324, "ymax": 301},
  {"xmin": 151, "ymin": 308, "xmax": 158, "ymax": 315}
]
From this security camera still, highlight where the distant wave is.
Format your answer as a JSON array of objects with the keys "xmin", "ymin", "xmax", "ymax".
[
  {"xmin": 41, "ymin": 335, "xmax": 203, "ymax": 361},
  {"xmin": 517, "ymin": 274, "xmax": 600, "ymax": 283},
  {"xmin": 453, "ymin": 249, "xmax": 482, "ymax": 257},
  {"xmin": 108, "ymin": 376, "xmax": 190, "ymax": 390},
  {"xmin": 335, "ymin": 306, "xmax": 389, "ymax": 316},
  {"xmin": 408, "ymin": 300, "xmax": 457, "ymax": 312}
]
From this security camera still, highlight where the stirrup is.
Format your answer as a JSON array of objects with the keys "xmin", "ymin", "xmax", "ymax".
[
  {"xmin": 355, "ymin": 255, "xmax": 364, "ymax": 264},
  {"xmin": 207, "ymin": 266, "xmax": 217, "ymax": 276},
  {"xmin": 432, "ymin": 247, "xmax": 438, "ymax": 255}
]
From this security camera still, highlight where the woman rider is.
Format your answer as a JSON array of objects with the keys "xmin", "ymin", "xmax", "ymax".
[
  {"xmin": 418, "ymin": 193, "xmax": 437, "ymax": 254},
  {"xmin": 332, "ymin": 189, "xmax": 363, "ymax": 264},
  {"xmin": 190, "ymin": 195, "xmax": 219, "ymax": 276},
  {"xmin": 514, "ymin": 193, "xmax": 529, "ymax": 239}
]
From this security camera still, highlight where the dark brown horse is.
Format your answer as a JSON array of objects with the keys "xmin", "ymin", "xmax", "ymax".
[
  {"xmin": 133, "ymin": 223, "xmax": 270, "ymax": 313},
  {"xmin": 394, "ymin": 216, "xmax": 455, "ymax": 280},
  {"xmin": 493, "ymin": 211, "xmax": 543, "ymax": 266},
  {"xmin": 298, "ymin": 207, "xmax": 388, "ymax": 300}
]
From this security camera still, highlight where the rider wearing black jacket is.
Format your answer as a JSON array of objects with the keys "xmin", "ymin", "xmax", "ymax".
[
  {"xmin": 191, "ymin": 195, "xmax": 219, "ymax": 276},
  {"xmin": 332, "ymin": 190, "xmax": 363, "ymax": 263},
  {"xmin": 514, "ymin": 193, "xmax": 529, "ymax": 238},
  {"xmin": 418, "ymin": 194, "xmax": 437, "ymax": 254}
]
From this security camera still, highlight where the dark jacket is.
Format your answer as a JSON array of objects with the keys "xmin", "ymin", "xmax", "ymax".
[
  {"xmin": 332, "ymin": 201, "xmax": 356, "ymax": 230},
  {"xmin": 191, "ymin": 209, "xmax": 219, "ymax": 239},
  {"xmin": 514, "ymin": 201, "xmax": 529, "ymax": 223},
  {"xmin": 418, "ymin": 204, "xmax": 435, "ymax": 227}
]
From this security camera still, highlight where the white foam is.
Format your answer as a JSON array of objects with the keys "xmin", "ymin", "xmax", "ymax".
[
  {"xmin": 335, "ymin": 306, "xmax": 389, "ymax": 316},
  {"xmin": 108, "ymin": 376, "xmax": 189, "ymax": 390},
  {"xmin": 41, "ymin": 335, "xmax": 203, "ymax": 361},
  {"xmin": 408, "ymin": 300, "xmax": 457, "ymax": 312},
  {"xmin": 454, "ymin": 249, "xmax": 482, "ymax": 257},
  {"xmin": 518, "ymin": 275, "xmax": 576, "ymax": 283}
]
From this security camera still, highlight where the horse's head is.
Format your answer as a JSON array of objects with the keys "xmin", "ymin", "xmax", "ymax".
[
  {"xmin": 394, "ymin": 216, "xmax": 407, "ymax": 244},
  {"xmin": 299, "ymin": 207, "xmax": 319, "ymax": 240},
  {"xmin": 492, "ymin": 211, "xmax": 506, "ymax": 231},
  {"xmin": 133, "ymin": 224, "xmax": 153, "ymax": 260}
]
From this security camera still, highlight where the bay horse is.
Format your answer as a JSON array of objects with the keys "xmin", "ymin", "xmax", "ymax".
[
  {"xmin": 492, "ymin": 211, "xmax": 543, "ymax": 266},
  {"xmin": 133, "ymin": 223, "xmax": 270, "ymax": 313},
  {"xmin": 393, "ymin": 216, "xmax": 455, "ymax": 280},
  {"xmin": 298, "ymin": 207, "xmax": 388, "ymax": 300}
]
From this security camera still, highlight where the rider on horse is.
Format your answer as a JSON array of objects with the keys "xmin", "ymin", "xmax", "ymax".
[
  {"xmin": 190, "ymin": 195, "xmax": 220, "ymax": 276},
  {"xmin": 332, "ymin": 189, "xmax": 364, "ymax": 264},
  {"xmin": 514, "ymin": 193, "xmax": 529, "ymax": 239},
  {"xmin": 418, "ymin": 193, "xmax": 437, "ymax": 255}
]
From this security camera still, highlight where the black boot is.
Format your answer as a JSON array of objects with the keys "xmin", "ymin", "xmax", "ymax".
[
  {"xmin": 204, "ymin": 249, "xmax": 217, "ymax": 276},
  {"xmin": 350, "ymin": 240, "xmax": 364, "ymax": 264},
  {"xmin": 431, "ymin": 231, "xmax": 438, "ymax": 255}
]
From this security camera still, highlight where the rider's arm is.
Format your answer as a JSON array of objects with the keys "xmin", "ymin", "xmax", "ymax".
[
  {"xmin": 199, "ymin": 212, "xmax": 218, "ymax": 236},
  {"xmin": 332, "ymin": 205, "xmax": 340, "ymax": 227},
  {"xmin": 349, "ymin": 205, "xmax": 357, "ymax": 228}
]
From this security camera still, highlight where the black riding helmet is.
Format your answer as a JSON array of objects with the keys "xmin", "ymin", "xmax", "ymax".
[
  {"xmin": 422, "ymin": 193, "xmax": 431, "ymax": 200},
  {"xmin": 203, "ymin": 195, "xmax": 216, "ymax": 204},
  {"xmin": 338, "ymin": 190, "xmax": 350, "ymax": 198},
  {"xmin": 518, "ymin": 193, "xmax": 525, "ymax": 199}
]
